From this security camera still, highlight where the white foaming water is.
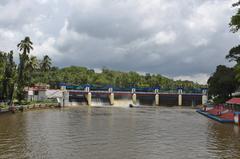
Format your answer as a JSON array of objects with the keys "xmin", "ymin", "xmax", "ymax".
[
  {"xmin": 91, "ymin": 98, "xmax": 110, "ymax": 107},
  {"xmin": 114, "ymin": 99, "xmax": 132, "ymax": 108},
  {"xmin": 114, "ymin": 99, "xmax": 140, "ymax": 108}
]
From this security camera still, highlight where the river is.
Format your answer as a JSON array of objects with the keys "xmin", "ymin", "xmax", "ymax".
[{"xmin": 0, "ymin": 106, "xmax": 240, "ymax": 159}]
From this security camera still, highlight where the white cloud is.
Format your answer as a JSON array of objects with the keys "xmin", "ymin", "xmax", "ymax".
[
  {"xmin": 173, "ymin": 73, "xmax": 210, "ymax": 85},
  {"xmin": 0, "ymin": 0, "xmax": 238, "ymax": 80},
  {"xmin": 154, "ymin": 31, "xmax": 177, "ymax": 45}
]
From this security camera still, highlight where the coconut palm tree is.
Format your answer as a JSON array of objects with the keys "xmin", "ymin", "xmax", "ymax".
[
  {"xmin": 41, "ymin": 55, "xmax": 52, "ymax": 72},
  {"xmin": 17, "ymin": 36, "xmax": 33, "ymax": 55},
  {"xmin": 17, "ymin": 36, "xmax": 34, "ymax": 102},
  {"xmin": 27, "ymin": 56, "xmax": 39, "ymax": 72},
  {"xmin": 17, "ymin": 37, "xmax": 33, "ymax": 79}
]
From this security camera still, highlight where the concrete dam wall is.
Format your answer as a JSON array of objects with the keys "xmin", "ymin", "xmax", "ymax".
[{"xmin": 67, "ymin": 91, "xmax": 205, "ymax": 107}]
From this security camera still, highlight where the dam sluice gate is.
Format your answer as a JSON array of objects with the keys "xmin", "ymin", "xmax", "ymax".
[{"xmin": 62, "ymin": 88, "xmax": 207, "ymax": 107}]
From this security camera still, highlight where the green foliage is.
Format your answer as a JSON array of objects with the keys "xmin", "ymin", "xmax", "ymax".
[
  {"xmin": 30, "ymin": 66, "xmax": 204, "ymax": 90},
  {"xmin": 17, "ymin": 36, "xmax": 33, "ymax": 54},
  {"xmin": 227, "ymin": 1, "xmax": 240, "ymax": 63},
  {"xmin": 230, "ymin": 1, "xmax": 240, "ymax": 33},
  {"xmin": 41, "ymin": 55, "xmax": 52, "ymax": 72},
  {"xmin": 15, "ymin": 99, "xmax": 58, "ymax": 105},
  {"xmin": 2, "ymin": 51, "xmax": 17, "ymax": 104},
  {"xmin": 233, "ymin": 1, "xmax": 240, "ymax": 7},
  {"xmin": 208, "ymin": 65, "xmax": 238, "ymax": 102},
  {"xmin": 0, "ymin": 103, "xmax": 8, "ymax": 109},
  {"xmin": 226, "ymin": 45, "xmax": 240, "ymax": 63}
]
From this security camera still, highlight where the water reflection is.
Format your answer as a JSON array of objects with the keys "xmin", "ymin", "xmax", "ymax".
[
  {"xmin": 0, "ymin": 113, "xmax": 28, "ymax": 159},
  {"xmin": 0, "ymin": 107, "xmax": 240, "ymax": 159},
  {"xmin": 206, "ymin": 122, "xmax": 240, "ymax": 158}
]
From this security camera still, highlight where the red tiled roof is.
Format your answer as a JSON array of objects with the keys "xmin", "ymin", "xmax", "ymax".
[{"xmin": 226, "ymin": 98, "xmax": 240, "ymax": 105}]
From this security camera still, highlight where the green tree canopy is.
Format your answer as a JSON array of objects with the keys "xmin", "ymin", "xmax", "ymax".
[
  {"xmin": 227, "ymin": 1, "xmax": 240, "ymax": 62},
  {"xmin": 41, "ymin": 55, "xmax": 52, "ymax": 72},
  {"xmin": 208, "ymin": 65, "xmax": 238, "ymax": 103},
  {"xmin": 226, "ymin": 45, "xmax": 240, "ymax": 62},
  {"xmin": 17, "ymin": 36, "xmax": 33, "ymax": 55}
]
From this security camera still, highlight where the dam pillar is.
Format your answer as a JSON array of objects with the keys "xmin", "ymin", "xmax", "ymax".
[
  {"xmin": 202, "ymin": 89, "xmax": 208, "ymax": 105},
  {"xmin": 155, "ymin": 94, "xmax": 159, "ymax": 106},
  {"xmin": 132, "ymin": 88, "xmax": 137, "ymax": 105},
  {"xmin": 108, "ymin": 88, "xmax": 114, "ymax": 105},
  {"xmin": 87, "ymin": 92, "xmax": 92, "ymax": 106},
  {"xmin": 84, "ymin": 86, "xmax": 91, "ymax": 106},
  {"xmin": 155, "ymin": 89, "xmax": 159, "ymax": 106},
  {"xmin": 109, "ymin": 93, "xmax": 114, "ymax": 105},
  {"xmin": 63, "ymin": 91, "xmax": 69, "ymax": 107},
  {"xmin": 178, "ymin": 88, "xmax": 183, "ymax": 106},
  {"xmin": 132, "ymin": 93, "xmax": 137, "ymax": 105},
  {"xmin": 60, "ymin": 86, "xmax": 69, "ymax": 107}
]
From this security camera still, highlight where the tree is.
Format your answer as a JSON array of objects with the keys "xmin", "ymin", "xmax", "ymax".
[
  {"xmin": 2, "ymin": 51, "xmax": 16, "ymax": 104},
  {"xmin": 17, "ymin": 36, "xmax": 33, "ymax": 55},
  {"xmin": 226, "ymin": 45, "xmax": 240, "ymax": 62},
  {"xmin": 0, "ymin": 51, "xmax": 7, "ymax": 100},
  {"xmin": 17, "ymin": 36, "xmax": 33, "ymax": 102},
  {"xmin": 27, "ymin": 56, "xmax": 39, "ymax": 72},
  {"xmin": 226, "ymin": 1, "xmax": 240, "ymax": 62},
  {"xmin": 26, "ymin": 56, "xmax": 39, "ymax": 85},
  {"xmin": 233, "ymin": 1, "xmax": 240, "ymax": 7},
  {"xmin": 208, "ymin": 65, "xmax": 238, "ymax": 103},
  {"xmin": 41, "ymin": 55, "xmax": 52, "ymax": 72}
]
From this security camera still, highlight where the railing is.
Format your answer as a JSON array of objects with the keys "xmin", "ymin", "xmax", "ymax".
[{"xmin": 62, "ymin": 84, "xmax": 206, "ymax": 94}]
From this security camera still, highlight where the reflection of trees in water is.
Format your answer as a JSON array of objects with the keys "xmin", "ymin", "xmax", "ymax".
[{"xmin": 206, "ymin": 122, "xmax": 240, "ymax": 158}]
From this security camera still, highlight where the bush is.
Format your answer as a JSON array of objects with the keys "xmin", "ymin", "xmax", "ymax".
[{"xmin": 0, "ymin": 103, "xmax": 8, "ymax": 109}]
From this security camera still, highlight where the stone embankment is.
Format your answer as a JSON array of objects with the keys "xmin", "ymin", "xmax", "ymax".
[{"xmin": 0, "ymin": 103, "xmax": 60, "ymax": 114}]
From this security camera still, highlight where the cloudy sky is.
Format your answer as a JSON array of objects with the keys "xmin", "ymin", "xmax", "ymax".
[{"xmin": 0, "ymin": 0, "xmax": 239, "ymax": 84}]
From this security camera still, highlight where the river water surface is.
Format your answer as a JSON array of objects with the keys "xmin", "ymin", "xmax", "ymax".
[{"xmin": 0, "ymin": 107, "xmax": 240, "ymax": 159}]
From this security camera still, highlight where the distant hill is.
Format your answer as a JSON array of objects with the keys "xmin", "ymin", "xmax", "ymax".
[{"xmin": 31, "ymin": 66, "xmax": 206, "ymax": 91}]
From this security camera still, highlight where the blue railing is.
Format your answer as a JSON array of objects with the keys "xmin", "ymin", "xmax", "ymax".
[{"xmin": 59, "ymin": 83, "xmax": 206, "ymax": 94}]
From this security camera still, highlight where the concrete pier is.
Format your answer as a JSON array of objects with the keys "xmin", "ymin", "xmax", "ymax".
[
  {"xmin": 109, "ymin": 93, "xmax": 114, "ymax": 105},
  {"xmin": 87, "ymin": 92, "xmax": 92, "ymax": 106},
  {"xmin": 60, "ymin": 86, "xmax": 69, "ymax": 107},
  {"xmin": 155, "ymin": 89, "xmax": 159, "ymax": 106},
  {"xmin": 155, "ymin": 94, "xmax": 159, "ymax": 106},
  {"xmin": 178, "ymin": 89, "xmax": 183, "ymax": 106},
  {"xmin": 132, "ymin": 93, "xmax": 137, "ymax": 105}
]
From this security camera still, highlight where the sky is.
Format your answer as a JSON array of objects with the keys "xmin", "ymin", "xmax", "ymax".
[{"xmin": 0, "ymin": 0, "xmax": 239, "ymax": 84}]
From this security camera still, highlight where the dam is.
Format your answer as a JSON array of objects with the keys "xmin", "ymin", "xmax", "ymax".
[{"xmin": 62, "ymin": 87, "xmax": 208, "ymax": 107}]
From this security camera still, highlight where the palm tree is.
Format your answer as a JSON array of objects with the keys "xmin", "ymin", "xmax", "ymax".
[
  {"xmin": 17, "ymin": 36, "xmax": 34, "ymax": 102},
  {"xmin": 17, "ymin": 36, "xmax": 33, "ymax": 55},
  {"xmin": 41, "ymin": 55, "xmax": 52, "ymax": 72},
  {"xmin": 17, "ymin": 36, "xmax": 33, "ymax": 79},
  {"xmin": 27, "ymin": 56, "xmax": 39, "ymax": 72}
]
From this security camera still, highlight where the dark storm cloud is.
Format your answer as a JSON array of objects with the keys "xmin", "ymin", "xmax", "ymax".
[{"xmin": 0, "ymin": 0, "xmax": 238, "ymax": 84}]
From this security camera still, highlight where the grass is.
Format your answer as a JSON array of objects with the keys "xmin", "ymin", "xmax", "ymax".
[{"xmin": 15, "ymin": 99, "xmax": 59, "ymax": 105}]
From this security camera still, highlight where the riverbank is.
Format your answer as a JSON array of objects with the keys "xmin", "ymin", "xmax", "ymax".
[
  {"xmin": 0, "ymin": 103, "xmax": 60, "ymax": 114},
  {"xmin": 0, "ymin": 104, "xmax": 203, "ymax": 115}
]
